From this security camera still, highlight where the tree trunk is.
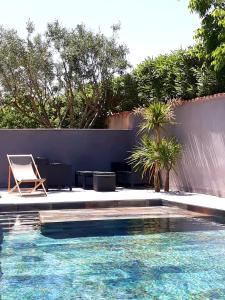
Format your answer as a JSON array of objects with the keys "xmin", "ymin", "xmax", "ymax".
[
  {"xmin": 154, "ymin": 164, "xmax": 161, "ymax": 192},
  {"xmin": 164, "ymin": 169, "xmax": 170, "ymax": 192},
  {"xmin": 154, "ymin": 126, "xmax": 161, "ymax": 192}
]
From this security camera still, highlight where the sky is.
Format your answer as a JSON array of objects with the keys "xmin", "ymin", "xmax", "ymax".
[{"xmin": 0, "ymin": 0, "xmax": 200, "ymax": 67}]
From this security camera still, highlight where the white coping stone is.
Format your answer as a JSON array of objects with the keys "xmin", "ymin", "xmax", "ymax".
[{"xmin": 0, "ymin": 188, "xmax": 225, "ymax": 212}]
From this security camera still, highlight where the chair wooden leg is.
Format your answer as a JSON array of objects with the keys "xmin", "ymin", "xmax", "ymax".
[
  {"xmin": 41, "ymin": 182, "xmax": 47, "ymax": 196},
  {"xmin": 30, "ymin": 180, "xmax": 47, "ymax": 196},
  {"xmin": 8, "ymin": 166, "xmax": 11, "ymax": 192},
  {"xmin": 31, "ymin": 181, "xmax": 42, "ymax": 192},
  {"xmin": 9, "ymin": 181, "xmax": 21, "ymax": 193}
]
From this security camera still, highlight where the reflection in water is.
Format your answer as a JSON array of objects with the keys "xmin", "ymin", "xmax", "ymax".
[{"xmin": 41, "ymin": 216, "xmax": 225, "ymax": 239}]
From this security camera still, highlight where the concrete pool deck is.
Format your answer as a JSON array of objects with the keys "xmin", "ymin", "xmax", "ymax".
[{"xmin": 0, "ymin": 188, "xmax": 225, "ymax": 213}]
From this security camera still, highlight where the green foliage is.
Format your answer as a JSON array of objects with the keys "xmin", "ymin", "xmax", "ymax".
[
  {"xmin": 194, "ymin": 65, "xmax": 219, "ymax": 96},
  {"xmin": 138, "ymin": 102, "xmax": 175, "ymax": 137},
  {"xmin": 129, "ymin": 136, "xmax": 181, "ymax": 177},
  {"xmin": 46, "ymin": 21, "xmax": 129, "ymax": 128},
  {"xmin": 157, "ymin": 138, "xmax": 182, "ymax": 172},
  {"xmin": 132, "ymin": 48, "xmax": 223, "ymax": 105},
  {"xmin": 133, "ymin": 50, "xmax": 200, "ymax": 103},
  {"xmin": 118, "ymin": 46, "xmax": 225, "ymax": 111},
  {"xmin": 129, "ymin": 102, "xmax": 181, "ymax": 192},
  {"xmin": 189, "ymin": 0, "xmax": 225, "ymax": 72},
  {"xmin": 1, "ymin": 3, "xmax": 225, "ymax": 128},
  {"xmin": 0, "ymin": 21, "xmax": 128, "ymax": 128},
  {"xmin": 107, "ymin": 74, "xmax": 139, "ymax": 113},
  {"xmin": 0, "ymin": 104, "xmax": 39, "ymax": 128},
  {"xmin": 189, "ymin": 0, "xmax": 213, "ymax": 17},
  {"xmin": 129, "ymin": 135, "xmax": 158, "ymax": 179}
]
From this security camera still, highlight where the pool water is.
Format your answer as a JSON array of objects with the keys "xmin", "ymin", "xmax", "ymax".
[{"xmin": 1, "ymin": 217, "xmax": 225, "ymax": 299}]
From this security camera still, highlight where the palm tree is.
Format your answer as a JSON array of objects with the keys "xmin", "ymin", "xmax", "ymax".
[
  {"xmin": 139, "ymin": 101, "xmax": 176, "ymax": 143},
  {"xmin": 129, "ymin": 136, "xmax": 158, "ymax": 185},
  {"xmin": 129, "ymin": 136, "xmax": 181, "ymax": 192},
  {"xmin": 135, "ymin": 102, "xmax": 176, "ymax": 192},
  {"xmin": 157, "ymin": 138, "xmax": 182, "ymax": 192}
]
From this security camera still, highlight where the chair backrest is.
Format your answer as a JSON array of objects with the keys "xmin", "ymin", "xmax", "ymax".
[
  {"xmin": 111, "ymin": 161, "xmax": 132, "ymax": 172},
  {"xmin": 7, "ymin": 154, "xmax": 38, "ymax": 181},
  {"xmin": 35, "ymin": 157, "xmax": 49, "ymax": 166}
]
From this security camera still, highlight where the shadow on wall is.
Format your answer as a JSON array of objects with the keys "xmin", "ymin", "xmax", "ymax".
[
  {"xmin": 106, "ymin": 94, "xmax": 225, "ymax": 197},
  {"xmin": 167, "ymin": 95, "xmax": 225, "ymax": 197},
  {"xmin": 170, "ymin": 131, "xmax": 225, "ymax": 197}
]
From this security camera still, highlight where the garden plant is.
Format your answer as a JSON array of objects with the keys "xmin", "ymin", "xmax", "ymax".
[{"xmin": 129, "ymin": 102, "xmax": 181, "ymax": 192}]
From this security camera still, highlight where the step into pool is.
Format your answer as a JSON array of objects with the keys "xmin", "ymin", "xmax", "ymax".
[{"xmin": 1, "ymin": 216, "xmax": 225, "ymax": 299}]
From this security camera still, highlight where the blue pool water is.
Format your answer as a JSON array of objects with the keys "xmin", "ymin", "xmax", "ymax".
[{"xmin": 1, "ymin": 217, "xmax": 225, "ymax": 299}]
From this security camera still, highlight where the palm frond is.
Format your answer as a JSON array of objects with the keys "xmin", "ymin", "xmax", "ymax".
[
  {"xmin": 138, "ymin": 101, "xmax": 176, "ymax": 134},
  {"xmin": 157, "ymin": 138, "xmax": 182, "ymax": 170},
  {"xmin": 128, "ymin": 136, "xmax": 182, "ymax": 177}
]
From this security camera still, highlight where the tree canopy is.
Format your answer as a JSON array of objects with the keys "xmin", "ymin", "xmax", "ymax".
[
  {"xmin": 0, "ymin": 21, "xmax": 129, "ymax": 128},
  {"xmin": 189, "ymin": 0, "xmax": 225, "ymax": 72},
  {"xmin": 0, "ymin": 3, "xmax": 225, "ymax": 128}
]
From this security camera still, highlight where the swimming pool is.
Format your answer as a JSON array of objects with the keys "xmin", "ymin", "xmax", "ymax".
[{"xmin": 1, "ymin": 216, "xmax": 225, "ymax": 299}]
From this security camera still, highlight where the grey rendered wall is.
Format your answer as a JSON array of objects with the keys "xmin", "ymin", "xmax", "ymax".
[
  {"xmin": 169, "ymin": 95, "xmax": 225, "ymax": 197},
  {"xmin": 0, "ymin": 129, "xmax": 134, "ymax": 188},
  {"xmin": 107, "ymin": 94, "xmax": 225, "ymax": 197}
]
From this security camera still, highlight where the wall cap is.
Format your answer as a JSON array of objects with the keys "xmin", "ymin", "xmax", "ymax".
[
  {"xmin": 107, "ymin": 93, "xmax": 225, "ymax": 118},
  {"xmin": 0, "ymin": 128, "xmax": 133, "ymax": 131},
  {"xmin": 171, "ymin": 93, "xmax": 225, "ymax": 107}
]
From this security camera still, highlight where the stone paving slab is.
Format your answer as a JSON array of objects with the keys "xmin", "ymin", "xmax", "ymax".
[
  {"xmin": 1, "ymin": 188, "xmax": 225, "ymax": 213},
  {"xmin": 0, "ymin": 188, "xmax": 158, "ymax": 204},
  {"xmin": 39, "ymin": 206, "xmax": 207, "ymax": 223}
]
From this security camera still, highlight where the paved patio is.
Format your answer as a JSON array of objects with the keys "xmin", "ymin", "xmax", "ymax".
[{"xmin": 0, "ymin": 188, "xmax": 225, "ymax": 212}]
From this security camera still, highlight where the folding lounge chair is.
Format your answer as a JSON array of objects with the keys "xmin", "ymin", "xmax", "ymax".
[{"xmin": 7, "ymin": 154, "xmax": 47, "ymax": 196}]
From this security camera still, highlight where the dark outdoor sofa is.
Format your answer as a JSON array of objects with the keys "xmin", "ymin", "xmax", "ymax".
[
  {"xmin": 111, "ymin": 162, "xmax": 147, "ymax": 187},
  {"xmin": 35, "ymin": 157, "xmax": 72, "ymax": 191}
]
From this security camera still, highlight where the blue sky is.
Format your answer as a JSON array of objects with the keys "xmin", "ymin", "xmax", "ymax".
[{"xmin": 0, "ymin": 0, "xmax": 200, "ymax": 67}]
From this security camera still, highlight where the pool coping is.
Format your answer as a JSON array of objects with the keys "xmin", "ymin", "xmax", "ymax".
[
  {"xmin": 163, "ymin": 200, "xmax": 225, "ymax": 217},
  {"xmin": 1, "ymin": 188, "xmax": 225, "ymax": 217}
]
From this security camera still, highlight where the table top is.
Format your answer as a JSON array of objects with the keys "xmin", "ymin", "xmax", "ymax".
[
  {"xmin": 93, "ymin": 171, "xmax": 115, "ymax": 175},
  {"xmin": 76, "ymin": 171, "xmax": 115, "ymax": 175},
  {"xmin": 76, "ymin": 171, "xmax": 93, "ymax": 174}
]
